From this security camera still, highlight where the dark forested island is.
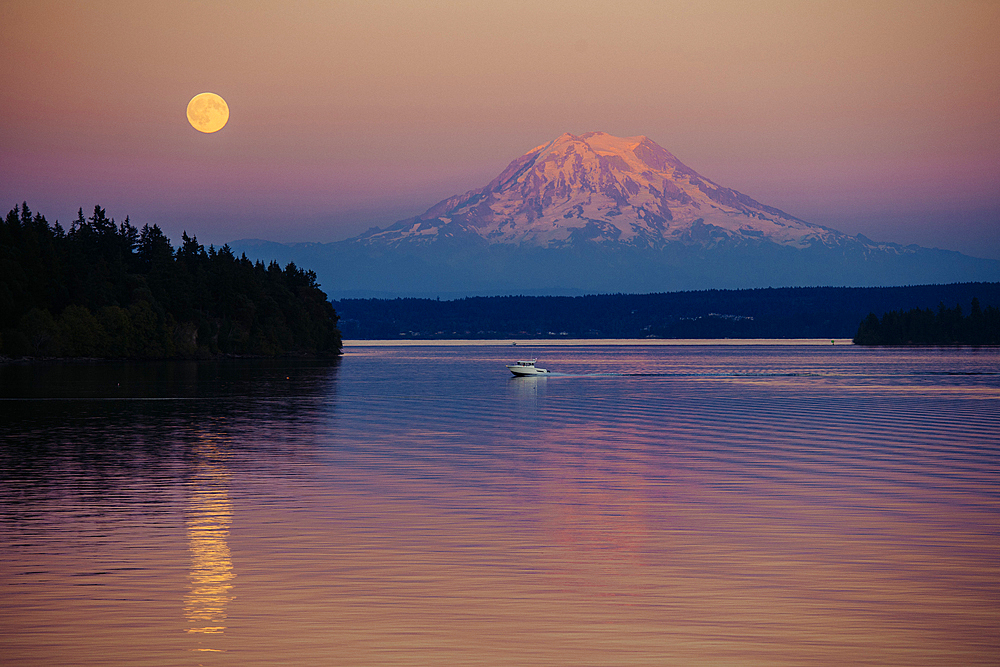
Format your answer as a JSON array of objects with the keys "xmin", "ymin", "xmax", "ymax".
[
  {"xmin": 334, "ymin": 283, "xmax": 1000, "ymax": 341},
  {"xmin": 853, "ymin": 300, "xmax": 1000, "ymax": 345},
  {"xmin": 1, "ymin": 204, "xmax": 342, "ymax": 359}
]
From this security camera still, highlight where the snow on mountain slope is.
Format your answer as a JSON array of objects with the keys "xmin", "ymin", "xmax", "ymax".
[{"xmin": 358, "ymin": 132, "xmax": 842, "ymax": 249}]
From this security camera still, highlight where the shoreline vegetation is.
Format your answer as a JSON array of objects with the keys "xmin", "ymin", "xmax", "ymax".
[
  {"xmin": 4, "ymin": 203, "xmax": 997, "ymax": 358},
  {"xmin": 334, "ymin": 284, "xmax": 999, "ymax": 343},
  {"xmin": 853, "ymin": 300, "xmax": 1000, "ymax": 345},
  {"xmin": 1, "ymin": 203, "xmax": 342, "ymax": 360}
]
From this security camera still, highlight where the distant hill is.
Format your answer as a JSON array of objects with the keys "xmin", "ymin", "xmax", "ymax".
[
  {"xmin": 333, "ymin": 283, "xmax": 1000, "ymax": 340},
  {"xmin": 230, "ymin": 132, "xmax": 999, "ymax": 297}
]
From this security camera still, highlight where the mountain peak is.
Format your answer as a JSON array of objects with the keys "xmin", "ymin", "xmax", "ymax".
[{"xmin": 359, "ymin": 132, "xmax": 829, "ymax": 249}]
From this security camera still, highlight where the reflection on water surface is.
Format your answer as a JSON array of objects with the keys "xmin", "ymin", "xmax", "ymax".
[
  {"xmin": 0, "ymin": 347, "xmax": 998, "ymax": 666},
  {"xmin": 185, "ymin": 435, "xmax": 234, "ymax": 641}
]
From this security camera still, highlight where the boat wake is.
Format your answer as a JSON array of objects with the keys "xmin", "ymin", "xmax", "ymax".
[{"xmin": 512, "ymin": 371, "xmax": 813, "ymax": 379}]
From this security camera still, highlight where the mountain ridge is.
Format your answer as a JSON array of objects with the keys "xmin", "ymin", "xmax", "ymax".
[
  {"xmin": 357, "ymin": 131, "xmax": 843, "ymax": 251},
  {"xmin": 227, "ymin": 132, "xmax": 1000, "ymax": 297}
]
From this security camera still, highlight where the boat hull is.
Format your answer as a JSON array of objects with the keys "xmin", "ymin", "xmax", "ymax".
[{"xmin": 507, "ymin": 364, "xmax": 549, "ymax": 376}]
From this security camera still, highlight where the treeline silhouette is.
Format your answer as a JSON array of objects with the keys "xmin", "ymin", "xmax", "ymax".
[
  {"xmin": 1, "ymin": 203, "xmax": 341, "ymax": 359},
  {"xmin": 335, "ymin": 283, "xmax": 1000, "ymax": 340},
  {"xmin": 854, "ymin": 300, "xmax": 999, "ymax": 345}
]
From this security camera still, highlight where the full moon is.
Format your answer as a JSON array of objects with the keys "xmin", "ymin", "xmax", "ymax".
[{"xmin": 186, "ymin": 92, "xmax": 229, "ymax": 133}]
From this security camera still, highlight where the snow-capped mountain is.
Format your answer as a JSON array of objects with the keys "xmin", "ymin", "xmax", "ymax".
[
  {"xmin": 359, "ymin": 131, "xmax": 837, "ymax": 250},
  {"xmin": 229, "ymin": 132, "xmax": 1000, "ymax": 297}
]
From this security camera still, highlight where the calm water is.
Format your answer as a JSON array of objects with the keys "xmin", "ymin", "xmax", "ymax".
[{"xmin": 1, "ymin": 344, "xmax": 998, "ymax": 666}]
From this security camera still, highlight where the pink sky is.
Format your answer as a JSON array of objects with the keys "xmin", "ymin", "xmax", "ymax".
[{"xmin": 2, "ymin": 0, "xmax": 999, "ymax": 258}]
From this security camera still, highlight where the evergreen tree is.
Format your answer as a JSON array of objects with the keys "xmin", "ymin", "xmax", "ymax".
[
  {"xmin": 854, "ymin": 301, "xmax": 999, "ymax": 345},
  {"xmin": 0, "ymin": 203, "xmax": 341, "ymax": 359}
]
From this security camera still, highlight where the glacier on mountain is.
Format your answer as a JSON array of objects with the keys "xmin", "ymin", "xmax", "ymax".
[{"xmin": 359, "ymin": 131, "xmax": 838, "ymax": 251}]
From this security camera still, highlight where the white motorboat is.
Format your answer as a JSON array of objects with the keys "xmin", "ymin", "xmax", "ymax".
[{"xmin": 507, "ymin": 358, "xmax": 550, "ymax": 376}]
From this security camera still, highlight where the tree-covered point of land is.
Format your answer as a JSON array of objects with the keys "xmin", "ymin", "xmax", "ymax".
[
  {"xmin": 853, "ymin": 299, "xmax": 999, "ymax": 345},
  {"xmin": 1, "ymin": 203, "xmax": 342, "ymax": 359}
]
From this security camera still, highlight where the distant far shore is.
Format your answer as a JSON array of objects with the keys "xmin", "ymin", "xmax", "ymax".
[
  {"xmin": 343, "ymin": 338, "xmax": 854, "ymax": 347},
  {"xmin": 333, "ymin": 284, "xmax": 999, "ymax": 342}
]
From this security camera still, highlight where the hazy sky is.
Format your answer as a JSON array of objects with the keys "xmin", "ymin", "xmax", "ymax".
[{"xmin": 3, "ymin": 0, "xmax": 999, "ymax": 258}]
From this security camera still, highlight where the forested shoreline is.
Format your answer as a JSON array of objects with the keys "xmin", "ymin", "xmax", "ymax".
[
  {"xmin": 853, "ymin": 300, "xmax": 1000, "ymax": 345},
  {"xmin": 334, "ymin": 283, "xmax": 1000, "ymax": 341},
  {"xmin": 1, "ymin": 204, "xmax": 342, "ymax": 359},
  {"xmin": 5, "ymin": 202, "xmax": 997, "ymax": 354}
]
